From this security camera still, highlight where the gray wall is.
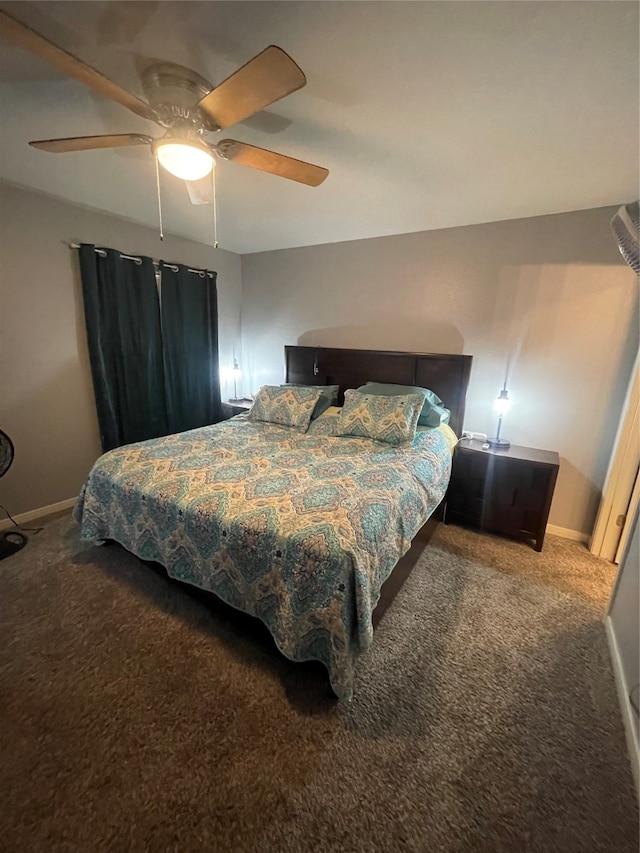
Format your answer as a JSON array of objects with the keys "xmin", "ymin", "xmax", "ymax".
[
  {"xmin": 0, "ymin": 182, "xmax": 242, "ymax": 516},
  {"xmin": 241, "ymin": 206, "xmax": 638, "ymax": 536}
]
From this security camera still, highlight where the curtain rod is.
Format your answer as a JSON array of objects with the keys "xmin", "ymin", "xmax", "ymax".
[{"xmin": 68, "ymin": 243, "xmax": 214, "ymax": 278}]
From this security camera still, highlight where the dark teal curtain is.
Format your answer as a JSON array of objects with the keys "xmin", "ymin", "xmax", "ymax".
[
  {"xmin": 79, "ymin": 244, "xmax": 168, "ymax": 451},
  {"xmin": 160, "ymin": 262, "xmax": 222, "ymax": 433}
]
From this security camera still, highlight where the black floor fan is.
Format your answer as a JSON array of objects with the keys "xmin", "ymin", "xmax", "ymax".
[{"xmin": 0, "ymin": 429, "xmax": 28, "ymax": 561}]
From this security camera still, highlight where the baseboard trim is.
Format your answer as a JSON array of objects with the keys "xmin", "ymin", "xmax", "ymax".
[
  {"xmin": 546, "ymin": 524, "xmax": 589, "ymax": 543},
  {"xmin": 0, "ymin": 497, "xmax": 77, "ymax": 531},
  {"xmin": 604, "ymin": 615, "xmax": 640, "ymax": 796}
]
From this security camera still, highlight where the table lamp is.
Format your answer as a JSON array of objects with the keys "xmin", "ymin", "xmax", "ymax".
[
  {"xmin": 229, "ymin": 358, "xmax": 243, "ymax": 403},
  {"xmin": 487, "ymin": 386, "xmax": 511, "ymax": 449}
]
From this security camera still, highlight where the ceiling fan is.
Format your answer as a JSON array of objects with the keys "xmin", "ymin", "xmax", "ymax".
[{"xmin": 0, "ymin": 9, "xmax": 329, "ymax": 199}]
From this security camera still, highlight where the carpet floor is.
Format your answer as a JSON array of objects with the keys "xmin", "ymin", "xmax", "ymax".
[{"xmin": 0, "ymin": 513, "xmax": 637, "ymax": 852}]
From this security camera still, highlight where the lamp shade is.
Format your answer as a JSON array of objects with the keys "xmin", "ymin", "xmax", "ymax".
[
  {"xmin": 154, "ymin": 139, "xmax": 214, "ymax": 181},
  {"xmin": 493, "ymin": 388, "xmax": 511, "ymax": 415}
]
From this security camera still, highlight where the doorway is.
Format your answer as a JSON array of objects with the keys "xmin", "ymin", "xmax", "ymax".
[{"xmin": 591, "ymin": 353, "xmax": 640, "ymax": 563}]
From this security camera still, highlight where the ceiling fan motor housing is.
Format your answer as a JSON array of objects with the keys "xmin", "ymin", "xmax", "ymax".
[{"xmin": 141, "ymin": 62, "xmax": 219, "ymax": 131}]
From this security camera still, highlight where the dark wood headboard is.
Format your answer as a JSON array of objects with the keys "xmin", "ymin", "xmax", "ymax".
[{"xmin": 284, "ymin": 346, "xmax": 472, "ymax": 436}]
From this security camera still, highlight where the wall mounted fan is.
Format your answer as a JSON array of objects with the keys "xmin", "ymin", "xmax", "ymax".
[
  {"xmin": 0, "ymin": 9, "xmax": 329, "ymax": 197},
  {"xmin": 611, "ymin": 202, "xmax": 639, "ymax": 274}
]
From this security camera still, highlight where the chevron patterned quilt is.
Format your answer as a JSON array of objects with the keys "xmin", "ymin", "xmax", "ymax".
[{"xmin": 73, "ymin": 410, "xmax": 452, "ymax": 699}]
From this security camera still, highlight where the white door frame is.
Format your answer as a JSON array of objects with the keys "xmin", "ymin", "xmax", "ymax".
[{"xmin": 591, "ymin": 352, "xmax": 640, "ymax": 562}]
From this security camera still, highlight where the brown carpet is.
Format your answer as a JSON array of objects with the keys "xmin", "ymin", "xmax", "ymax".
[{"xmin": 0, "ymin": 513, "xmax": 637, "ymax": 853}]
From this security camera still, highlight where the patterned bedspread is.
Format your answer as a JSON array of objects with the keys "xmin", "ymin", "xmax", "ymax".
[{"xmin": 73, "ymin": 410, "xmax": 452, "ymax": 699}]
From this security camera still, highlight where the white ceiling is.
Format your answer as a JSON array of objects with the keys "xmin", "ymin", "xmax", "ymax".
[{"xmin": 0, "ymin": 1, "xmax": 638, "ymax": 254}]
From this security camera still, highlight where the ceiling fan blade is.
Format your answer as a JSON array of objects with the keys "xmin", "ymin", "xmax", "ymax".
[
  {"xmin": 216, "ymin": 139, "xmax": 328, "ymax": 187},
  {"xmin": 185, "ymin": 177, "xmax": 214, "ymax": 205},
  {"xmin": 196, "ymin": 45, "xmax": 305, "ymax": 130},
  {"xmin": 0, "ymin": 9, "xmax": 157, "ymax": 123},
  {"xmin": 29, "ymin": 134, "xmax": 153, "ymax": 153}
]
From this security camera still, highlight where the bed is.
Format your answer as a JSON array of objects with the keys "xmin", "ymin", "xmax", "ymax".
[{"xmin": 74, "ymin": 346, "xmax": 472, "ymax": 699}]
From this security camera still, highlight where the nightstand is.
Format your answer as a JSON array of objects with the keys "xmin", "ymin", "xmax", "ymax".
[
  {"xmin": 445, "ymin": 439, "xmax": 559, "ymax": 551},
  {"xmin": 221, "ymin": 400, "xmax": 253, "ymax": 419}
]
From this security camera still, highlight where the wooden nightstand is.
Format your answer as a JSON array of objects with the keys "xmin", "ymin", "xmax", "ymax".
[
  {"xmin": 221, "ymin": 400, "xmax": 253, "ymax": 419},
  {"xmin": 445, "ymin": 439, "xmax": 560, "ymax": 551}
]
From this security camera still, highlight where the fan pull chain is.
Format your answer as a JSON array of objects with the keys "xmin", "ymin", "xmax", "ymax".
[
  {"xmin": 155, "ymin": 155, "xmax": 164, "ymax": 241},
  {"xmin": 212, "ymin": 166, "xmax": 218, "ymax": 249}
]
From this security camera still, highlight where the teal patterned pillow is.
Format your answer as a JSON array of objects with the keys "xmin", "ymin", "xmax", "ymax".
[
  {"xmin": 282, "ymin": 384, "xmax": 340, "ymax": 419},
  {"xmin": 334, "ymin": 390, "xmax": 424, "ymax": 445},
  {"xmin": 248, "ymin": 385, "xmax": 322, "ymax": 432},
  {"xmin": 358, "ymin": 382, "xmax": 450, "ymax": 427}
]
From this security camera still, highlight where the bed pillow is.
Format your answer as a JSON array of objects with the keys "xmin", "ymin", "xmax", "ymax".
[
  {"xmin": 358, "ymin": 382, "xmax": 451, "ymax": 428},
  {"xmin": 334, "ymin": 389, "xmax": 424, "ymax": 445},
  {"xmin": 248, "ymin": 385, "xmax": 322, "ymax": 432},
  {"xmin": 282, "ymin": 384, "xmax": 340, "ymax": 419}
]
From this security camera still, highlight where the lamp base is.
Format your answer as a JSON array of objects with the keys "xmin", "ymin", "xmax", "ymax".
[{"xmin": 487, "ymin": 437, "xmax": 511, "ymax": 449}]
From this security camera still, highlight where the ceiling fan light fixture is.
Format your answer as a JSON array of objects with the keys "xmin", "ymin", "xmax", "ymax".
[{"xmin": 154, "ymin": 139, "xmax": 214, "ymax": 181}]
